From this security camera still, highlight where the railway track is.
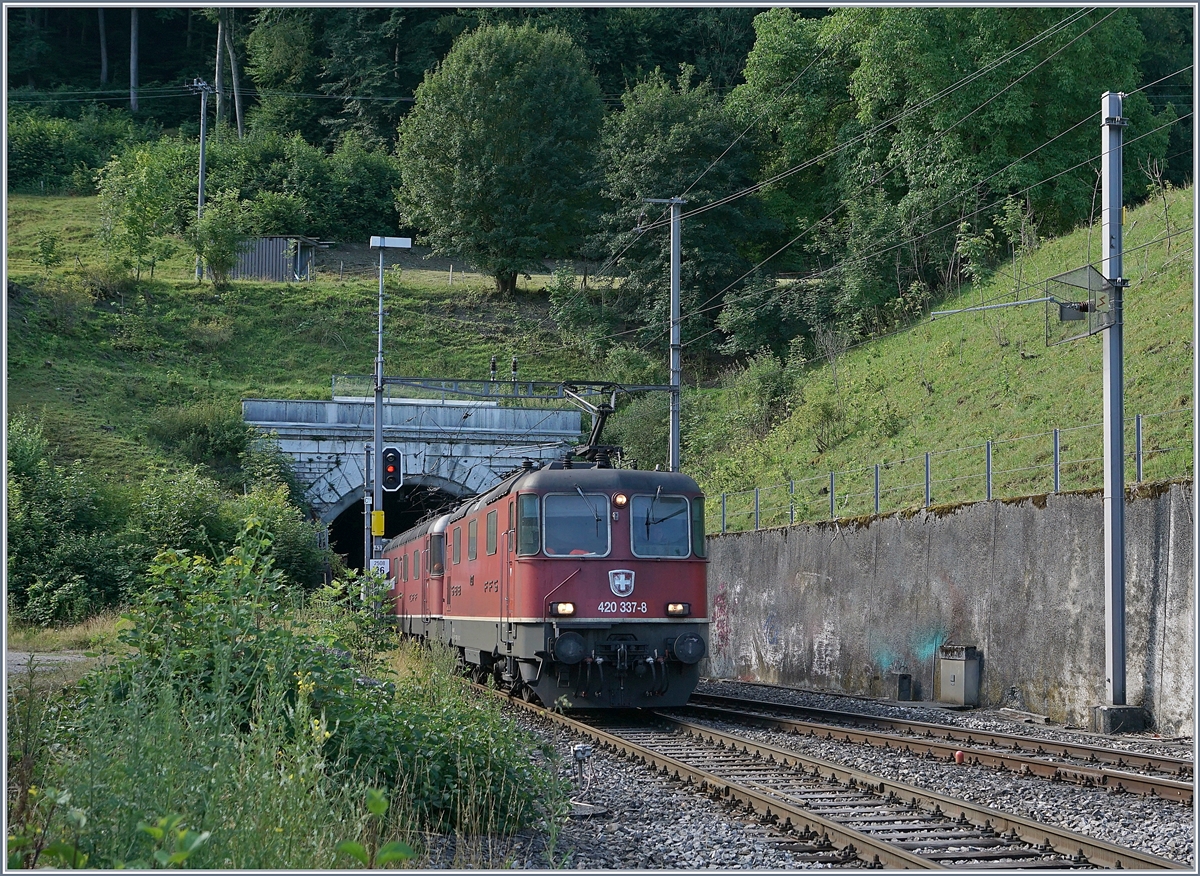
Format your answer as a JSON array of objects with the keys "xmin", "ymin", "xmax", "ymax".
[
  {"xmin": 684, "ymin": 694, "xmax": 1194, "ymax": 805},
  {"xmin": 484, "ymin": 685, "xmax": 1185, "ymax": 869}
]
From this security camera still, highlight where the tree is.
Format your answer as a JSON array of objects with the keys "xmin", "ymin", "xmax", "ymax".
[
  {"xmin": 97, "ymin": 142, "xmax": 192, "ymax": 279},
  {"xmin": 187, "ymin": 188, "xmax": 251, "ymax": 289},
  {"xmin": 244, "ymin": 8, "xmax": 323, "ymax": 140},
  {"xmin": 595, "ymin": 66, "xmax": 773, "ymax": 354},
  {"xmin": 396, "ymin": 23, "xmax": 604, "ymax": 295}
]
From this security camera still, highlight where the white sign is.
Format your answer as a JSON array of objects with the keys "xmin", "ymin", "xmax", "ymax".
[
  {"xmin": 369, "ymin": 559, "xmax": 391, "ymax": 576},
  {"xmin": 370, "ymin": 236, "xmax": 412, "ymax": 249}
]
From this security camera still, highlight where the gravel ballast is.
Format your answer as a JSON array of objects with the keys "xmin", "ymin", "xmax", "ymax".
[{"xmin": 479, "ymin": 681, "xmax": 1194, "ymax": 869}]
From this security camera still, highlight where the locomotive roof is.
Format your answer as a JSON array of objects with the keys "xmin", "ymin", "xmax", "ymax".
[{"xmin": 516, "ymin": 465, "xmax": 702, "ymax": 495}]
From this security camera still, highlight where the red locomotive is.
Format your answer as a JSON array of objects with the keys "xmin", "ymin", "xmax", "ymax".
[{"xmin": 383, "ymin": 458, "xmax": 709, "ymax": 708}]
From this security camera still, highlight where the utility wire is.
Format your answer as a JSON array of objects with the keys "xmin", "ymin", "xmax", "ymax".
[
  {"xmin": 677, "ymin": 110, "xmax": 1192, "ymax": 346},
  {"xmin": 679, "ymin": 11, "xmax": 1132, "ymax": 331},
  {"xmin": 581, "ymin": 6, "xmax": 1094, "ymax": 305},
  {"xmin": 633, "ymin": 7, "xmax": 1100, "ymax": 237}
]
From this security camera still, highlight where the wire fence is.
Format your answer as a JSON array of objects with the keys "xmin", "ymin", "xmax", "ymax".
[{"xmin": 714, "ymin": 407, "xmax": 1193, "ymax": 533}]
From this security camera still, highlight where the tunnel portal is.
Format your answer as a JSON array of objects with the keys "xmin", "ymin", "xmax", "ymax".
[{"xmin": 328, "ymin": 481, "xmax": 462, "ymax": 572}]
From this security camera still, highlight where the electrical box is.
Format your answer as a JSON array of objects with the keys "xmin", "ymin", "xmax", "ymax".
[{"xmin": 938, "ymin": 645, "xmax": 980, "ymax": 707}]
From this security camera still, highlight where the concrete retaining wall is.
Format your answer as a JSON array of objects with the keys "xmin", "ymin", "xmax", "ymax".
[{"xmin": 705, "ymin": 483, "xmax": 1194, "ymax": 736}]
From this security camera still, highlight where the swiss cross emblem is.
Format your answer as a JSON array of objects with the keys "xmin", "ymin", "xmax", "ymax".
[{"xmin": 609, "ymin": 569, "xmax": 635, "ymax": 597}]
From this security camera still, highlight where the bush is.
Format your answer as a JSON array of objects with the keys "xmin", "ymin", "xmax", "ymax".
[
  {"xmin": 6, "ymin": 436, "xmax": 145, "ymax": 622},
  {"xmin": 232, "ymin": 486, "xmax": 330, "ymax": 589},
  {"xmin": 186, "ymin": 188, "xmax": 252, "ymax": 289},
  {"xmin": 35, "ymin": 276, "xmax": 95, "ymax": 332},
  {"xmin": 6, "ymin": 105, "xmax": 152, "ymax": 194},
  {"xmin": 606, "ymin": 391, "xmax": 669, "ymax": 470},
  {"xmin": 146, "ymin": 401, "xmax": 252, "ymax": 472}
]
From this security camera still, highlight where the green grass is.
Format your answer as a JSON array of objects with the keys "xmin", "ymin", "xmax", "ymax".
[
  {"xmin": 6, "ymin": 188, "xmax": 1193, "ymax": 520},
  {"xmin": 677, "ymin": 185, "xmax": 1193, "ymax": 527},
  {"xmin": 6, "ymin": 194, "xmax": 591, "ymax": 480}
]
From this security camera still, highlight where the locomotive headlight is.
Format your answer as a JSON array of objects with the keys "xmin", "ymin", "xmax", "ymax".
[
  {"xmin": 549, "ymin": 601, "xmax": 576, "ymax": 617},
  {"xmin": 666, "ymin": 602, "xmax": 691, "ymax": 617},
  {"xmin": 613, "ymin": 493, "xmax": 628, "ymax": 507}
]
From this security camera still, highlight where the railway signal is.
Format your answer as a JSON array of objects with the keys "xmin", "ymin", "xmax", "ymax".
[{"xmin": 381, "ymin": 447, "xmax": 403, "ymax": 491}]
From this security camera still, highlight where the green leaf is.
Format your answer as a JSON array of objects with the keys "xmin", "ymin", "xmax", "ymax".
[
  {"xmin": 375, "ymin": 841, "xmax": 415, "ymax": 866},
  {"xmin": 137, "ymin": 822, "xmax": 165, "ymax": 841},
  {"xmin": 336, "ymin": 841, "xmax": 369, "ymax": 867},
  {"xmin": 365, "ymin": 787, "xmax": 388, "ymax": 818},
  {"xmin": 42, "ymin": 841, "xmax": 87, "ymax": 868},
  {"xmin": 179, "ymin": 829, "xmax": 211, "ymax": 853}
]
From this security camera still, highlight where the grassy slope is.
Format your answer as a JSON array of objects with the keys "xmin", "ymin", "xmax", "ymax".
[
  {"xmin": 6, "ymin": 189, "xmax": 1193, "ymax": 514},
  {"xmin": 6, "ymin": 194, "xmax": 588, "ymax": 479},
  {"xmin": 681, "ymin": 185, "xmax": 1193, "ymax": 525}
]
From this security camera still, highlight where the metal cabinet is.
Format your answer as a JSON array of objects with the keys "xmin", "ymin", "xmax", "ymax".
[{"xmin": 938, "ymin": 644, "xmax": 980, "ymax": 707}]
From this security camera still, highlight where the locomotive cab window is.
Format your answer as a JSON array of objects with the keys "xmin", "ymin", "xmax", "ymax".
[
  {"xmin": 468, "ymin": 520, "xmax": 477, "ymax": 560},
  {"xmin": 413, "ymin": 549, "xmax": 420, "ymax": 579},
  {"xmin": 543, "ymin": 492, "xmax": 610, "ymax": 557},
  {"xmin": 630, "ymin": 491, "xmax": 691, "ymax": 558},
  {"xmin": 517, "ymin": 494, "xmax": 540, "ymax": 556},
  {"xmin": 452, "ymin": 527, "xmax": 461, "ymax": 564}
]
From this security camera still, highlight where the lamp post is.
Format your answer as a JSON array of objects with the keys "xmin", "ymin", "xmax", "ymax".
[{"xmin": 367, "ymin": 236, "xmax": 411, "ymax": 562}]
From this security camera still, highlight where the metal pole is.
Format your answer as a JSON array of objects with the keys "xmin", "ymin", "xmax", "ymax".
[
  {"xmin": 924, "ymin": 452, "xmax": 931, "ymax": 508},
  {"xmin": 1101, "ymin": 91, "xmax": 1127, "ymax": 707},
  {"xmin": 669, "ymin": 199, "xmax": 683, "ymax": 472},
  {"xmin": 789, "ymin": 480, "xmax": 795, "ymax": 525},
  {"xmin": 1053, "ymin": 428, "xmax": 1061, "ymax": 493},
  {"xmin": 363, "ymin": 445, "xmax": 372, "ymax": 574},
  {"xmin": 192, "ymin": 79, "xmax": 210, "ymax": 282},
  {"xmin": 646, "ymin": 197, "xmax": 686, "ymax": 472},
  {"xmin": 1135, "ymin": 414, "xmax": 1143, "ymax": 482},
  {"xmin": 874, "ymin": 464, "xmax": 881, "ymax": 515},
  {"xmin": 721, "ymin": 493, "xmax": 727, "ymax": 534},
  {"xmin": 829, "ymin": 472, "xmax": 835, "ymax": 520},
  {"xmin": 753, "ymin": 488, "xmax": 760, "ymax": 531},
  {"xmin": 986, "ymin": 441, "xmax": 993, "ymax": 501},
  {"xmin": 373, "ymin": 248, "xmax": 385, "ymax": 561}
]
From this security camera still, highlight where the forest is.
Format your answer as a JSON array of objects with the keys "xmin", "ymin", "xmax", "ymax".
[{"xmin": 7, "ymin": 5, "xmax": 1194, "ymax": 359}]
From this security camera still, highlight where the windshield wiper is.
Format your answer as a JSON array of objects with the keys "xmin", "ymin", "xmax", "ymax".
[
  {"xmin": 645, "ymin": 485, "xmax": 662, "ymax": 533},
  {"xmin": 576, "ymin": 485, "xmax": 602, "ymax": 524}
]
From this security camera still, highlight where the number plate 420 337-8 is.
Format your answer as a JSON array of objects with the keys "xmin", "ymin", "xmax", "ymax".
[{"xmin": 597, "ymin": 601, "xmax": 647, "ymax": 614}]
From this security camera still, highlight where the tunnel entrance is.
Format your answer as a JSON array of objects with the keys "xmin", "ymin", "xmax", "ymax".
[{"xmin": 328, "ymin": 482, "xmax": 462, "ymax": 572}]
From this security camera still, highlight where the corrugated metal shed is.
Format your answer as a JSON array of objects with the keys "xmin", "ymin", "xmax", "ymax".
[{"xmin": 229, "ymin": 236, "xmax": 319, "ymax": 282}]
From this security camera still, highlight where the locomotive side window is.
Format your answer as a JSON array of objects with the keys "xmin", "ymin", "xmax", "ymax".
[
  {"xmin": 413, "ymin": 549, "xmax": 420, "ymax": 579},
  {"xmin": 691, "ymin": 497, "xmax": 706, "ymax": 558},
  {"xmin": 452, "ymin": 527, "xmax": 461, "ymax": 564},
  {"xmin": 630, "ymin": 492, "xmax": 691, "ymax": 558},
  {"xmin": 468, "ymin": 520, "xmax": 477, "ymax": 560},
  {"xmin": 430, "ymin": 533, "xmax": 445, "ymax": 575},
  {"xmin": 543, "ymin": 492, "xmax": 610, "ymax": 557},
  {"xmin": 486, "ymin": 510, "xmax": 498, "ymax": 555},
  {"xmin": 517, "ymin": 494, "xmax": 540, "ymax": 555}
]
